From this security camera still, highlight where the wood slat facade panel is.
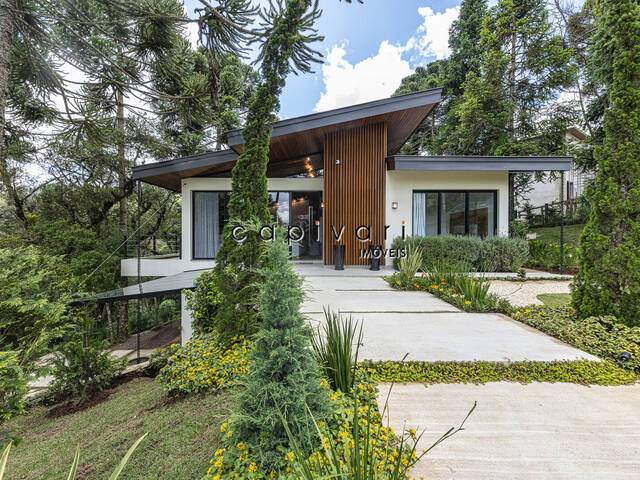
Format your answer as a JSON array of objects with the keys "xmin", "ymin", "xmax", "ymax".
[{"xmin": 323, "ymin": 123, "xmax": 387, "ymax": 265}]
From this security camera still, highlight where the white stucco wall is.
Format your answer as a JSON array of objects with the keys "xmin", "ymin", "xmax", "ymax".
[{"xmin": 385, "ymin": 170, "xmax": 510, "ymax": 244}]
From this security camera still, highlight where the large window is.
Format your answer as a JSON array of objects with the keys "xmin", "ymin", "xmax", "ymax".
[
  {"xmin": 192, "ymin": 191, "xmax": 229, "ymax": 259},
  {"xmin": 412, "ymin": 190, "xmax": 497, "ymax": 237}
]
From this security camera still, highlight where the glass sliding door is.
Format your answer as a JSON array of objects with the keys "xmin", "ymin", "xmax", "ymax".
[
  {"xmin": 412, "ymin": 190, "xmax": 497, "ymax": 237},
  {"xmin": 290, "ymin": 191, "xmax": 323, "ymax": 259},
  {"xmin": 440, "ymin": 192, "xmax": 466, "ymax": 235},
  {"xmin": 468, "ymin": 192, "xmax": 495, "ymax": 237}
]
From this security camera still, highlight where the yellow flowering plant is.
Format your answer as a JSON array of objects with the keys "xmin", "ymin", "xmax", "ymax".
[
  {"xmin": 156, "ymin": 332, "xmax": 251, "ymax": 394},
  {"xmin": 201, "ymin": 370, "xmax": 469, "ymax": 480}
]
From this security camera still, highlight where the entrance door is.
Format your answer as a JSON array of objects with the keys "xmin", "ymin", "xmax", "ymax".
[{"xmin": 290, "ymin": 191, "xmax": 323, "ymax": 260}]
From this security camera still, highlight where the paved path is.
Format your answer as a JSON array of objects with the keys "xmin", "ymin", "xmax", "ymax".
[
  {"xmin": 489, "ymin": 280, "xmax": 571, "ymax": 306},
  {"xmin": 380, "ymin": 382, "xmax": 640, "ymax": 480},
  {"xmin": 298, "ymin": 268, "xmax": 597, "ymax": 363}
]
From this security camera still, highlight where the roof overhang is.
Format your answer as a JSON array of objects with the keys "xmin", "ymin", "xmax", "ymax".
[
  {"xmin": 70, "ymin": 269, "xmax": 207, "ymax": 305},
  {"xmin": 226, "ymin": 88, "xmax": 442, "ymax": 158},
  {"xmin": 132, "ymin": 89, "xmax": 443, "ymax": 190},
  {"xmin": 387, "ymin": 155, "xmax": 572, "ymax": 172},
  {"xmin": 132, "ymin": 150, "xmax": 239, "ymax": 191}
]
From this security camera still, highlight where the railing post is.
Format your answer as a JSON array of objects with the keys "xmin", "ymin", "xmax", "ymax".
[{"xmin": 153, "ymin": 235, "xmax": 157, "ymax": 255}]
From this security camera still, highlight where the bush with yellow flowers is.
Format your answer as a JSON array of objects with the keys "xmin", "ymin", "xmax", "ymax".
[
  {"xmin": 156, "ymin": 332, "xmax": 251, "ymax": 394},
  {"xmin": 202, "ymin": 371, "xmax": 427, "ymax": 480}
]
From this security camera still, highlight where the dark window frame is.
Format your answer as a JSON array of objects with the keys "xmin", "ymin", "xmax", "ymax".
[{"xmin": 412, "ymin": 189, "xmax": 498, "ymax": 237}]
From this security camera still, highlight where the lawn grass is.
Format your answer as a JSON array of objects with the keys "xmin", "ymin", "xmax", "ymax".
[
  {"xmin": 537, "ymin": 293, "xmax": 572, "ymax": 306},
  {"xmin": 2, "ymin": 377, "xmax": 234, "ymax": 480},
  {"xmin": 529, "ymin": 224, "xmax": 584, "ymax": 246}
]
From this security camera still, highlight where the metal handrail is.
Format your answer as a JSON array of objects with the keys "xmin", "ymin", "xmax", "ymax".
[{"xmin": 123, "ymin": 234, "xmax": 181, "ymax": 259}]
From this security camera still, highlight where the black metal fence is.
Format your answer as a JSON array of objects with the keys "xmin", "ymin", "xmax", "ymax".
[
  {"xmin": 123, "ymin": 234, "xmax": 181, "ymax": 259},
  {"xmin": 519, "ymin": 197, "xmax": 590, "ymax": 228}
]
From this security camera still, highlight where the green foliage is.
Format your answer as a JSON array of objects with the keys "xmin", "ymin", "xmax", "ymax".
[
  {"xmin": 0, "ymin": 434, "xmax": 147, "ymax": 480},
  {"xmin": 231, "ymin": 237, "xmax": 330, "ymax": 470},
  {"xmin": 391, "ymin": 235, "xmax": 529, "ymax": 272},
  {"xmin": 536, "ymin": 293, "xmax": 572, "ymax": 306},
  {"xmin": 366, "ymin": 359, "xmax": 637, "ymax": 386},
  {"xmin": 513, "ymin": 306, "xmax": 640, "ymax": 372},
  {"xmin": 527, "ymin": 239, "xmax": 579, "ymax": 271},
  {"xmin": 0, "ymin": 351, "xmax": 28, "ymax": 425},
  {"xmin": 158, "ymin": 299, "xmax": 178, "ymax": 322},
  {"xmin": 311, "ymin": 308, "xmax": 362, "ymax": 393},
  {"xmin": 397, "ymin": 245, "xmax": 423, "ymax": 278},
  {"xmin": 0, "ymin": 245, "xmax": 71, "ymax": 352},
  {"xmin": 146, "ymin": 342, "xmax": 181, "ymax": 376},
  {"xmin": 212, "ymin": 0, "xmax": 324, "ymax": 344},
  {"xmin": 204, "ymin": 373, "xmax": 431, "ymax": 480},
  {"xmin": 50, "ymin": 332, "xmax": 124, "ymax": 402},
  {"xmin": 185, "ymin": 270, "xmax": 223, "ymax": 333},
  {"xmin": 156, "ymin": 332, "xmax": 250, "ymax": 394},
  {"xmin": 449, "ymin": 0, "xmax": 575, "ymax": 156},
  {"xmin": 572, "ymin": 0, "xmax": 640, "ymax": 327}
]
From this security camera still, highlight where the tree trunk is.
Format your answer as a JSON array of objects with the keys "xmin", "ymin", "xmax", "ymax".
[
  {"xmin": 105, "ymin": 303, "xmax": 114, "ymax": 342},
  {"xmin": 117, "ymin": 84, "xmax": 129, "ymax": 338},
  {"xmin": 0, "ymin": 0, "xmax": 26, "ymax": 227}
]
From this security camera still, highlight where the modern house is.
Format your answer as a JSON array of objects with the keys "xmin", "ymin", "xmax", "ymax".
[{"xmin": 96, "ymin": 88, "xmax": 570, "ymax": 342}]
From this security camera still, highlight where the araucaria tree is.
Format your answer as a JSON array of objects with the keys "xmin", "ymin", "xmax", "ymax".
[
  {"xmin": 232, "ymin": 235, "xmax": 330, "ymax": 469},
  {"xmin": 572, "ymin": 0, "xmax": 640, "ymax": 327},
  {"xmin": 211, "ymin": 0, "xmax": 323, "ymax": 343}
]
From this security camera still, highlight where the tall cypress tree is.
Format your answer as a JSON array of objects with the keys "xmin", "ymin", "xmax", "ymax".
[
  {"xmin": 572, "ymin": 0, "xmax": 640, "ymax": 326},
  {"xmin": 212, "ymin": 0, "xmax": 323, "ymax": 344}
]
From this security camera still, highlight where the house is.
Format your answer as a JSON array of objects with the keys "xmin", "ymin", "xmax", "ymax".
[
  {"xmin": 94, "ymin": 88, "xmax": 570, "ymax": 343},
  {"xmin": 525, "ymin": 127, "xmax": 591, "ymax": 208}
]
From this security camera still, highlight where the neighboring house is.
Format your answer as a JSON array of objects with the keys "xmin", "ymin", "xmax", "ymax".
[
  {"xmin": 91, "ymin": 88, "xmax": 570, "ymax": 342},
  {"xmin": 526, "ymin": 127, "xmax": 591, "ymax": 207}
]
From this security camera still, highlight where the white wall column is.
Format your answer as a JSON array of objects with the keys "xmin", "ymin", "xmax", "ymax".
[{"xmin": 181, "ymin": 293, "xmax": 194, "ymax": 345}]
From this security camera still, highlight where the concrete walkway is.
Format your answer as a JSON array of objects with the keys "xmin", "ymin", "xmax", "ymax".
[
  {"xmin": 380, "ymin": 382, "xmax": 640, "ymax": 480},
  {"xmin": 297, "ymin": 267, "xmax": 596, "ymax": 363}
]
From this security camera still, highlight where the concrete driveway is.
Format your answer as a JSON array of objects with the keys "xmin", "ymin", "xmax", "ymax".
[
  {"xmin": 297, "ymin": 267, "xmax": 597, "ymax": 363},
  {"xmin": 380, "ymin": 382, "xmax": 640, "ymax": 480}
]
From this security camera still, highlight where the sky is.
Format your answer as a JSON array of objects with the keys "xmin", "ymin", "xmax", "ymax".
[{"xmin": 182, "ymin": 0, "xmax": 464, "ymax": 119}]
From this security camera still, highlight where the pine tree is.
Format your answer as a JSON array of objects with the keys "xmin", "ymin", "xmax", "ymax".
[
  {"xmin": 211, "ymin": 0, "xmax": 323, "ymax": 343},
  {"xmin": 449, "ymin": 0, "xmax": 575, "ymax": 155},
  {"xmin": 572, "ymin": 0, "xmax": 640, "ymax": 326},
  {"xmin": 231, "ymin": 235, "xmax": 330, "ymax": 470}
]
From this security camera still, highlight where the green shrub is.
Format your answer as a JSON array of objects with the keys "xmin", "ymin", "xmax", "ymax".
[
  {"xmin": 156, "ymin": 332, "xmax": 250, "ymax": 394},
  {"xmin": 146, "ymin": 342, "xmax": 181, "ymax": 377},
  {"xmin": 0, "ymin": 351, "xmax": 28, "ymax": 425},
  {"xmin": 158, "ymin": 299, "xmax": 179, "ymax": 322},
  {"xmin": 185, "ymin": 270, "xmax": 223, "ymax": 333},
  {"xmin": 50, "ymin": 335, "xmax": 124, "ymax": 402},
  {"xmin": 391, "ymin": 235, "xmax": 529, "ymax": 272},
  {"xmin": 527, "ymin": 239, "xmax": 578, "ymax": 270},
  {"xmin": 311, "ymin": 308, "xmax": 362, "ymax": 393},
  {"xmin": 366, "ymin": 360, "xmax": 637, "ymax": 385},
  {"xmin": 231, "ymin": 236, "xmax": 330, "ymax": 470},
  {"xmin": 479, "ymin": 236, "xmax": 530, "ymax": 272},
  {"xmin": 203, "ymin": 372, "xmax": 438, "ymax": 480},
  {"xmin": 512, "ymin": 306, "xmax": 640, "ymax": 372}
]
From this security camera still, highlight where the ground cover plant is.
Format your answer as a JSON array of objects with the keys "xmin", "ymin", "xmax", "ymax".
[
  {"xmin": 391, "ymin": 235, "xmax": 529, "ymax": 272},
  {"xmin": 366, "ymin": 360, "xmax": 637, "ymax": 386},
  {"xmin": 1, "ymin": 377, "xmax": 235, "ymax": 480},
  {"xmin": 512, "ymin": 306, "xmax": 640, "ymax": 372},
  {"xmin": 156, "ymin": 332, "xmax": 250, "ymax": 394},
  {"xmin": 537, "ymin": 293, "xmax": 571, "ymax": 306}
]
